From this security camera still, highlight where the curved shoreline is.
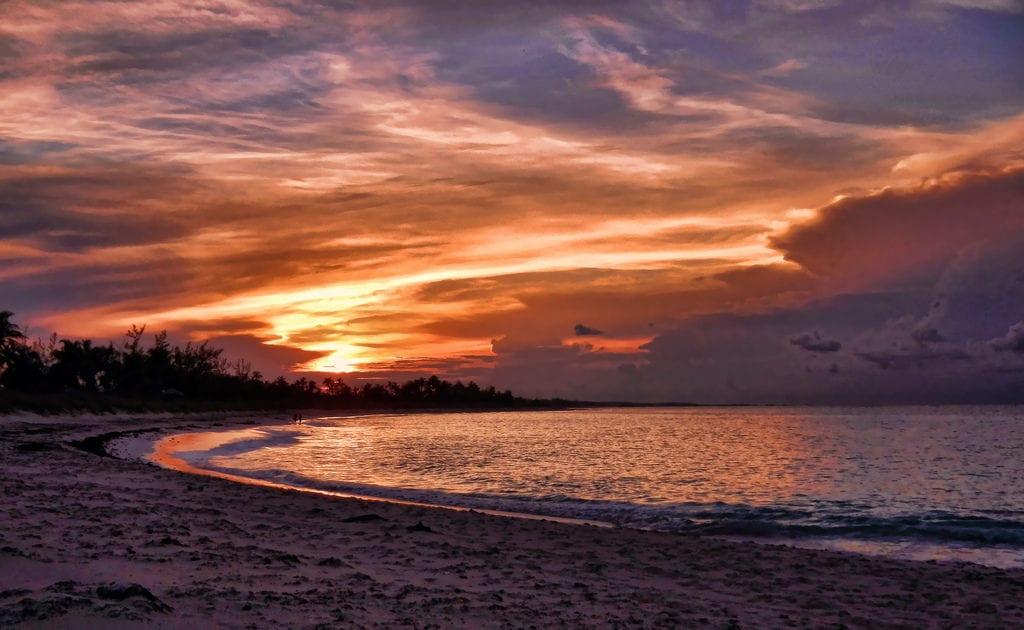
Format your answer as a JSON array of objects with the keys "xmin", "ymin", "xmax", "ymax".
[
  {"xmin": 4, "ymin": 410, "xmax": 1024, "ymax": 627},
  {"xmin": 145, "ymin": 426, "xmax": 616, "ymax": 529},
  {"xmin": 136, "ymin": 417, "xmax": 1024, "ymax": 571}
]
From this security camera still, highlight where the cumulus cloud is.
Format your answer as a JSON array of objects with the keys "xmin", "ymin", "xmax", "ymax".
[
  {"xmin": 788, "ymin": 331, "xmax": 841, "ymax": 352},
  {"xmin": 991, "ymin": 322, "xmax": 1024, "ymax": 353},
  {"xmin": 772, "ymin": 167, "xmax": 1024, "ymax": 293},
  {"xmin": 485, "ymin": 171, "xmax": 1024, "ymax": 404}
]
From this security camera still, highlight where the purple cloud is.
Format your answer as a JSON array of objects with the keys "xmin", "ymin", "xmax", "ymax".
[
  {"xmin": 788, "ymin": 331, "xmax": 842, "ymax": 353},
  {"xmin": 991, "ymin": 321, "xmax": 1024, "ymax": 353}
]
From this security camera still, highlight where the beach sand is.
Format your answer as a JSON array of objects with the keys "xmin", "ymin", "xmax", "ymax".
[{"xmin": 2, "ymin": 412, "xmax": 1023, "ymax": 628}]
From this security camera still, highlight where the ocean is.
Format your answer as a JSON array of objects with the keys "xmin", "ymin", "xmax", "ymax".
[{"xmin": 162, "ymin": 406, "xmax": 1024, "ymax": 568}]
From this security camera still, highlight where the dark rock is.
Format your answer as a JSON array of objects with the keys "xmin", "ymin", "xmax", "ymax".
[
  {"xmin": 96, "ymin": 583, "xmax": 173, "ymax": 613},
  {"xmin": 407, "ymin": 521, "xmax": 434, "ymax": 533}
]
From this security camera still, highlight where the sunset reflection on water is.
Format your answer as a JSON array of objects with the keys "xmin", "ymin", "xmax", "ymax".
[{"xmin": 200, "ymin": 406, "xmax": 1024, "ymax": 521}]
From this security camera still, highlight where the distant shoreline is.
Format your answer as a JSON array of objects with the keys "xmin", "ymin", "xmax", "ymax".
[{"xmin": 9, "ymin": 389, "xmax": 1023, "ymax": 416}]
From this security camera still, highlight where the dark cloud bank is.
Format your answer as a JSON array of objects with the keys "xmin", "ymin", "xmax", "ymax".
[{"xmin": 491, "ymin": 167, "xmax": 1024, "ymax": 404}]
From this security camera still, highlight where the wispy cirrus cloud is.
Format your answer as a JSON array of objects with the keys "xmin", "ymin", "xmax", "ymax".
[{"xmin": 1, "ymin": 1, "xmax": 1021, "ymax": 401}]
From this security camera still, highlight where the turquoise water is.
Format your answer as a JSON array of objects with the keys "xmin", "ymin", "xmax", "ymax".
[{"xmin": 168, "ymin": 406, "xmax": 1024, "ymax": 568}]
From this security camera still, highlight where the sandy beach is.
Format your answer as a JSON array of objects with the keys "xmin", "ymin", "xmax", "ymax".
[{"xmin": 2, "ymin": 412, "xmax": 1023, "ymax": 629}]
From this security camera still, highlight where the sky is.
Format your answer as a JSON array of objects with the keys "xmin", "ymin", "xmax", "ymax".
[{"xmin": 1, "ymin": 0, "xmax": 1023, "ymax": 404}]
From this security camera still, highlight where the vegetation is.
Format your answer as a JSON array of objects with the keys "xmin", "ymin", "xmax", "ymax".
[{"xmin": 0, "ymin": 311, "xmax": 555, "ymax": 414}]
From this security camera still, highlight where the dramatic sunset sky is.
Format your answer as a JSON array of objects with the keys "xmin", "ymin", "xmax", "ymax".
[{"xmin": 1, "ymin": 0, "xmax": 1022, "ymax": 403}]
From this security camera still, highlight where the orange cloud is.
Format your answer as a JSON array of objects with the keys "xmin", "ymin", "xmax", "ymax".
[{"xmin": 1, "ymin": 1, "xmax": 1021, "ymax": 401}]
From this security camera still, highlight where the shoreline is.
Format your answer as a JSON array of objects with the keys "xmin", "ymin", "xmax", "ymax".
[
  {"xmin": 143, "ymin": 411, "xmax": 1024, "ymax": 571},
  {"xmin": 147, "ymin": 427, "xmax": 615, "ymax": 529},
  {"xmin": 3, "ymin": 411, "xmax": 1024, "ymax": 627}
]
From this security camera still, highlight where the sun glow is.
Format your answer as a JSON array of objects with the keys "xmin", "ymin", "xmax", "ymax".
[
  {"xmin": 303, "ymin": 346, "xmax": 366, "ymax": 373},
  {"xmin": 90, "ymin": 224, "xmax": 781, "ymax": 371}
]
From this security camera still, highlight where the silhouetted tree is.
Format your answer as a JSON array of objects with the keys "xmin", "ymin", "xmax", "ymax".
[
  {"xmin": 0, "ymin": 344, "xmax": 45, "ymax": 392},
  {"xmin": 49, "ymin": 339, "xmax": 118, "ymax": 392},
  {"xmin": 31, "ymin": 333, "xmax": 58, "ymax": 370},
  {"xmin": 0, "ymin": 310, "xmax": 25, "ymax": 350},
  {"xmin": 1, "ymin": 309, "xmax": 542, "ymax": 410},
  {"xmin": 322, "ymin": 376, "xmax": 353, "ymax": 400},
  {"xmin": 117, "ymin": 325, "xmax": 150, "ymax": 395},
  {"xmin": 232, "ymin": 358, "xmax": 253, "ymax": 380},
  {"xmin": 292, "ymin": 377, "xmax": 318, "ymax": 396},
  {"xmin": 147, "ymin": 330, "xmax": 173, "ymax": 392},
  {"xmin": 170, "ymin": 341, "xmax": 227, "ymax": 395},
  {"xmin": 0, "ymin": 311, "xmax": 23, "ymax": 381}
]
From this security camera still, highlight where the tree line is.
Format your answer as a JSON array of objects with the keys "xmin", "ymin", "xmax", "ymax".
[{"xmin": 0, "ymin": 310, "xmax": 541, "ymax": 412}]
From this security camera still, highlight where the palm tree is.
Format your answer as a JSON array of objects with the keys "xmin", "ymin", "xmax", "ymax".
[
  {"xmin": 0, "ymin": 310, "xmax": 25, "ymax": 349},
  {"xmin": 0, "ymin": 310, "xmax": 26, "ymax": 369},
  {"xmin": 0, "ymin": 311, "xmax": 28, "ymax": 387}
]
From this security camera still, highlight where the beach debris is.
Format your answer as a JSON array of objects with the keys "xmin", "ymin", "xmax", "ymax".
[
  {"xmin": 342, "ymin": 513, "xmax": 386, "ymax": 523},
  {"xmin": 96, "ymin": 583, "xmax": 173, "ymax": 613},
  {"xmin": 407, "ymin": 521, "xmax": 434, "ymax": 533}
]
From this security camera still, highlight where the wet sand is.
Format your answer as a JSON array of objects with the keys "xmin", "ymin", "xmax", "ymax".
[{"xmin": 2, "ymin": 411, "xmax": 1023, "ymax": 628}]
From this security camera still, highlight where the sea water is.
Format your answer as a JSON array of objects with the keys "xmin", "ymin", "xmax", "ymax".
[{"xmin": 166, "ymin": 406, "xmax": 1024, "ymax": 568}]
